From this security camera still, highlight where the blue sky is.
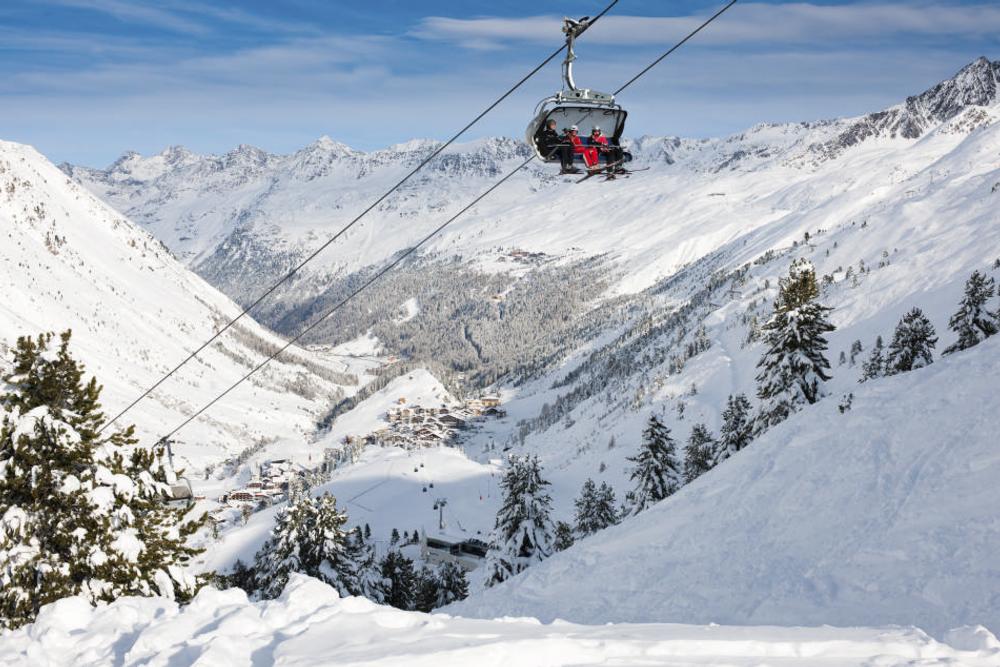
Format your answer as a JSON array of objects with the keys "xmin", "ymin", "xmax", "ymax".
[{"xmin": 1, "ymin": 0, "xmax": 997, "ymax": 165}]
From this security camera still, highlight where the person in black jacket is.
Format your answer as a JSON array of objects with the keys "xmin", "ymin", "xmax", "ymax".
[{"xmin": 536, "ymin": 119, "xmax": 578, "ymax": 173}]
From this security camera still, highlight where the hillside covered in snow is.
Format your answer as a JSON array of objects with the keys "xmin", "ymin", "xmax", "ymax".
[
  {"xmin": 4, "ymin": 54, "xmax": 999, "ymax": 656},
  {"xmin": 0, "ymin": 140, "xmax": 362, "ymax": 473},
  {"xmin": 452, "ymin": 336, "xmax": 1000, "ymax": 634}
]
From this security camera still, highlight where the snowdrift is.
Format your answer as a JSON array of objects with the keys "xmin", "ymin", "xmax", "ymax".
[
  {"xmin": 452, "ymin": 337, "xmax": 1000, "ymax": 634},
  {"xmin": 1, "ymin": 574, "xmax": 997, "ymax": 667}
]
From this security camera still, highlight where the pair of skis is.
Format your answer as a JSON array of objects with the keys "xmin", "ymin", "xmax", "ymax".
[{"xmin": 571, "ymin": 159, "xmax": 648, "ymax": 183}]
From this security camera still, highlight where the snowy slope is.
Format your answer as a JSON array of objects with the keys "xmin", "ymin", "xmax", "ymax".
[
  {"xmin": 203, "ymin": 445, "xmax": 500, "ymax": 575},
  {"xmin": 451, "ymin": 336, "xmax": 1000, "ymax": 634},
  {"xmin": 0, "ymin": 140, "xmax": 360, "ymax": 475},
  {"xmin": 63, "ymin": 58, "xmax": 1000, "ymax": 312},
  {"xmin": 199, "ymin": 369, "xmax": 500, "ymax": 577},
  {"xmin": 2, "ymin": 574, "xmax": 997, "ymax": 667},
  {"xmin": 39, "ymin": 56, "xmax": 1000, "ymax": 635}
]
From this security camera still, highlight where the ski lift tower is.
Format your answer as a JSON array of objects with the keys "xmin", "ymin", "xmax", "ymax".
[{"xmin": 433, "ymin": 498, "xmax": 448, "ymax": 531}]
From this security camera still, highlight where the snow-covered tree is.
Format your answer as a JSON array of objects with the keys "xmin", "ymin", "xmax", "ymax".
[
  {"xmin": 304, "ymin": 493, "xmax": 352, "ymax": 596},
  {"xmin": 573, "ymin": 479, "xmax": 618, "ymax": 537},
  {"xmin": 885, "ymin": 308, "xmax": 937, "ymax": 374},
  {"xmin": 254, "ymin": 498, "xmax": 314, "ymax": 599},
  {"xmin": 943, "ymin": 271, "xmax": 997, "ymax": 355},
  {"xmin": 684, "ymin": 423, "xmax": 716, "ymax": 483},
  {"xmin": 626, "ymin": 415, "xmax": 681, "ymax": 516},
  {"xmin": 0, "ymin": 332, "xmax": 202, "ymax": 630},
  {"xmin": 859, "ymin": 335, "xmax": 885, "ymax": 382},
  {"xmin": 222, "ymin": 559, "xmax": 256, "ymax": 594},
  {"xmin": 553, "ymin": 521, "xmax": 575, "ymax": 552},
  {"xmin": 345, "ymin": 527, "xmax": 383, "ymax": 603},
  {"xmin": 484, "ymin": 455, "xmax": 555, "ymax": 586},
  {"xmin": 755, "ymin": 260, "xmax": 835, "ymax": 433},
  {"xmin": 712, "ymin": 394, "xmax": 752, "ymax": 465},
  {"xmin": 253, "ymin": 492, "xmax": 354, "ymax": 599},
  {"xmin": 848, "ymin": 340, "xmax": 864, "ymax": 366},
  {"xmin": 434, "ymin": 561, "xmax": 468, "ymax": 608},
  {"xmin": 378, "ymin": 550, "xmax": 416, "ymax": 609},
  {"xmin": 413, "ymin": 567, "xmax": 439, "ymax": 613},
  {"xmin": 411, "ymin": 561, "xmax": 468, "ymax": 612}
]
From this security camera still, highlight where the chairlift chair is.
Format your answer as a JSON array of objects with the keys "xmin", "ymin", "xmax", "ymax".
[{"xmin": 526, "ymin": 16, "xmax": 633, "ymax": 169}]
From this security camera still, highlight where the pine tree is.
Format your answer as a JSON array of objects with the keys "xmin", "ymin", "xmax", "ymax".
[
  {"xmin": 553, "ymin": 521, "xmax": 575, "ymax": 551},
  {"xmin": 254, "ymin": 498, "xmax": 313, "ymax": 599},
  {"xmin": 344, "ymin": 527, "xmax": 383, "ymax": 603},
  {"xmin": 378, "ymin": 550, "xmax": 416, "ymax": 609},
  {"xmin": 684, "ymin": 423, "xmax": 716, "ymax": 483},
  {"xmin": 413, "ymin": 566, "xmax": 439, "ymax": 613},
  {"xmin": 849, "ymin": 340, "xmax": 864, "ymax": 366},
  {"xmin": 253, "ymin": 492, "xmax": 355, "ymax": 599},
  {"xmin": 573, "ymin": 479, "xmax": 618, "ymax": 537},
  {"xmin": 885, "ymin": 308, "xmax": 938, "ymax": 374},
  {"xmin": 573, "ymin": 479, "xmax": 598, "ymax": 536},
  {"xmin": 626, "ymin": 415, "xmax": 681, "ymax": 515},
  {"xmin": 304, "ymin": 493, "xmax": 352, "ymax": 596},
  {"xmin": 0, "ymin": 331, "xmax": 203, "ymax": 630},
  {"xmin": 484, "ymin": 455, "xmax": 555, "ymax": 586},
  {"xmin": 434, "ymin": 561, "xmax": 468, "ymax": 608},
  {"xmin": 594, "ymin": 481, "xmax": 618, "ymax": 530},
  {"xmin": 755, "ymin": 260, "xmax": 835, "ymax": 433},
  {"xmin": 859, "ymin": 335, "xmax": 885, "ymax": 382},
  {"xmin": 712, "ymin": 394, "xmax": 752, "ymax": 465},
  {"xmin": 943, "ymin": 271, "xmax": 997, "ymax": 355},
  {"xmin": 222, "ymin": 559, "xmax": 256, "ymax": 594}
]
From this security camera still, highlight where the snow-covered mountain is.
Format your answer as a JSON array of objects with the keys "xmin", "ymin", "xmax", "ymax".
[
  {"xmin": 62, "ymin": 58, "xmax": 1000, "ymax": 319},
  {"xmin": 0, "ymin": 139, "xmax": 361, "ymax": 474},
  {"xmin": 37, "ymin": 55, "xmax": 1000, "ymax": 637}
]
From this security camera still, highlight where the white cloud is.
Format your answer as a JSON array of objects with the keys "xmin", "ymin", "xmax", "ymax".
[
  {"xmin": 414, "ymin": 3, "xmax": 1000, "ymax": 47},
  {"xmin": 40, "ymin": 0, "xmax": 209, "ymax": 35}
]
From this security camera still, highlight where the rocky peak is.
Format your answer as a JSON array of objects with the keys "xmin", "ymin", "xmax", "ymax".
[
  {"xmin": 819, "ymin": 57, "xmax": 999, "ymax": 159},
  {"xmin": 158, "ymin": 145, "xmax": 197, "ymax": 167},
  {"xmin": 907, "ymin": 56, "xmax": 999, "ymax": 123}
]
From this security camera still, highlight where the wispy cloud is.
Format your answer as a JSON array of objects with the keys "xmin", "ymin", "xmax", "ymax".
[
  {"xmin": 414, "ymin": 3, "xmax": 1000, "ymax": 47},
  {"xmin": 40, "ymin": 0, "xmax": 210, "ymax": 34},
  {"xmin": 3, "ymin": 34, "xmax": 393, "ymax": 96},
  {"xmin": 35, "ymin": 0, "xmax": 320, "ymax": 36}
]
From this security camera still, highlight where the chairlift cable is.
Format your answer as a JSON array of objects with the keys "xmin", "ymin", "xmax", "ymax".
[
  {"xmin": 613, "ymin": 0, "xmax": 737, "ymax": 96},
  {"xmin": 152, "ymin": 0, "xmax": 736, "ymax": 445},
  {"xmin": 156, "ymin": 157, "xmax": 537, "ymax": 444},
  {"xmin": 99, "ymin": 0, "xmax": 622, "ymax": 435}
]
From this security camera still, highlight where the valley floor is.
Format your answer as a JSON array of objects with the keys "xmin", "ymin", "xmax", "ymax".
[{"xmin": 3, "ymin": 575, "xmax": 998, "ymax": 667}]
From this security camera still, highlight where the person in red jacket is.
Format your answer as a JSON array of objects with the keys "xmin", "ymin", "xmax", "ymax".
[
  {"xmin": 565, "ymin": 125, "xmax": 598, "ymax": 169},
  {"xmin": 590, "ymin": 126, "xmax": 622, "ymax": 167}
]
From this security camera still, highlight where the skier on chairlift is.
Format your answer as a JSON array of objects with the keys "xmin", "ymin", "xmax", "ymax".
[
  {"xmin": 590, "ymin": 126, "xmax": 623, "ymax": 171},
  {"xmin": 565, "ymin": 125, "xmax": 599, "ymax": 169},
  {"xmin": 538, "ymin": 118, "xmax": 578, "ymax": 174}
]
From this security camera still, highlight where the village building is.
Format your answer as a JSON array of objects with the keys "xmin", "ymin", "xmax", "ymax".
[{"xmin": 421, "ymin": 534, "xmax": 489, "ymax": 571}]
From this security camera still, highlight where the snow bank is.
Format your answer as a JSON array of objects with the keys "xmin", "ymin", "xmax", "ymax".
[
  {"xmin": 452, "ymin": 337, "xmax": 1000, "ymax": 634},
  {"xmin": 1, "ymin": 575, "xmax": 997, "ymax": 667}
]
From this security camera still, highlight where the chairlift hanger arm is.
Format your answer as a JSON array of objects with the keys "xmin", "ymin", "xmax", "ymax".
[{"xmin": 561, "ymin": 15, "xmax": 592, "ymax": 91}]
